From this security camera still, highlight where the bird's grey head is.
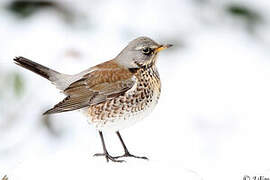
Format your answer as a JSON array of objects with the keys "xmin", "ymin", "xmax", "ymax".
[{"xmin": 116, "ymin": 36, "xmax": 172, "ymax": 69}]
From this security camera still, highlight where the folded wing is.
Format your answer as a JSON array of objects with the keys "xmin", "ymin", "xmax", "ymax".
[{"xmin": 44, "ymin": 60, "xmax": 136, "ymax": 115}]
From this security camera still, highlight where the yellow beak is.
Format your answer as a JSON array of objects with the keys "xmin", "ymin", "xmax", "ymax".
[{"xmin": 156, "ymin": 44, "xmax": 173, "ymax": 52}]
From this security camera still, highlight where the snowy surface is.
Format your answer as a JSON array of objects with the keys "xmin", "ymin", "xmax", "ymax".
[{"xmin": 1, "ymin": 0, "xmax": 270, "ymax": 180}]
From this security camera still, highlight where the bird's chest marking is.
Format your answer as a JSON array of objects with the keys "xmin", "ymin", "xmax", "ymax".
[{"xmin": 88, "ymin": 67, "xmax": 161, "ymax": 127}]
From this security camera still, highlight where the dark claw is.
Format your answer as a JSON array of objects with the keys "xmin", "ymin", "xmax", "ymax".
[
  {"xmin": 93, "ymin": 153, "xmax": 125, "ymax": 163},
  {"xmin": 113, "ymin": 152, "xmax": 149, "ymax": 160}
]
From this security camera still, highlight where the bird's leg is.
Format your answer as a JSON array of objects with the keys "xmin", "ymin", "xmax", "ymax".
[
  {"xmin": 113, "ymin": 131, "xmax": 148, "ymax": 160},
  {"xmin": 93, "ymin": 131, "xmax": 125, "ymax": 162}
]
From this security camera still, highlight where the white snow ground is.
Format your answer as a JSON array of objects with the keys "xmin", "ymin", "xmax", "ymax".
[{"xmin": 1, "ymin": 0, "xmax": 270, "ymax": 180}]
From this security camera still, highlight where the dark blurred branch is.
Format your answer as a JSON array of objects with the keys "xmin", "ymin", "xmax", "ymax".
[
  {"xmin": 1, "ymin": 175, "xmax": 8, "ymax": 180},
  {"xmin": 41, "ymin": 114, "xmax": 63, "ymax": 138}
]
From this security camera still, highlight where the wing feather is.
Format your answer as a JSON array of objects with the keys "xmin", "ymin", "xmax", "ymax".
[{"xmin": 44, "ymin": 60, "xmax": 136, "ymax": 115}]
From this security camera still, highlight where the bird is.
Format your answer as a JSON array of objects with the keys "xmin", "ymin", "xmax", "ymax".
[{"xmin": 13, "ymin": 36, "xmax": 172, "ymax": 162}]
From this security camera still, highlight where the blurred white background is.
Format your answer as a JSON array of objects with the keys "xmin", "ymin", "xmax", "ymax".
[{"xmin": 1, "ymin": 0, "xmax": 270, "ymax": 180}]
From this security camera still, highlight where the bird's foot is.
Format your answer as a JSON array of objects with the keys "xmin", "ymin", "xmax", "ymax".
[
  {"xmin": 93, "ymin": 152, "xmax": 125, "ymax": 163},
  {"xmin": 113, "ymin": 151, "xmax": 148, "ymax": 160}
]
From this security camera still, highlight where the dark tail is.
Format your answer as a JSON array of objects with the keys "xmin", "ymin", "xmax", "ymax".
[{"xmin": 13, "ymin": 56, "xmax": 60, "ymax": 81}]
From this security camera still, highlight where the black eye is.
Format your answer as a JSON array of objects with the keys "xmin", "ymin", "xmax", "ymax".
[{"xmin": 142, "ymin": 47, "xmax": 152, "ymax": 55}]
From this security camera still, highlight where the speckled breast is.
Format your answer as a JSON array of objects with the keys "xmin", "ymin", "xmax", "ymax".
[{"xmin": 87, "ymin": 65, "xmax": 161, "ymax": 131}]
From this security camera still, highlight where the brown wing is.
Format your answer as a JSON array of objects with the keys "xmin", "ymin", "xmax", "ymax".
[{"xmin": 43, "ymin": 60, "xmax": 135, "ymax": 115}]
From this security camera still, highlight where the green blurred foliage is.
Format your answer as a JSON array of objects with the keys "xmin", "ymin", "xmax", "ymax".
[
  {"xmin": 0, "ymin": 72, "xmax": 25, "ymax": 99},
  {"xmin": 226, "ymin": 4, "xmax": 263, "ymax": 33},
  {"xmin": 6, "ymin": 0, "xmax": 86, "ymax": 26},
  {"xmin": 13, "ymin": 72, "xmax": 24, "ymax": 97},
  {"xmin": 7, "ymin": 1, "xmax": 55, "ymax": 18},
  {"xmin": 227, "ymin": 4, "xmax": 262, "ymax": 23}
]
